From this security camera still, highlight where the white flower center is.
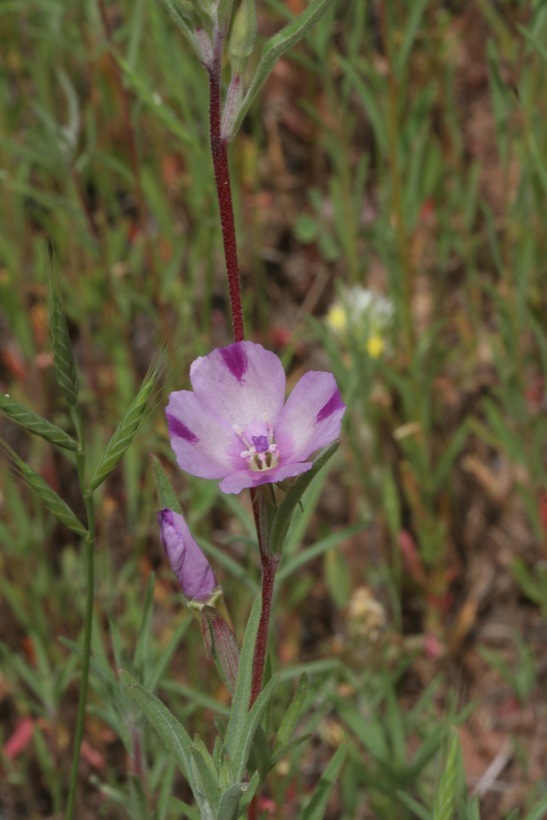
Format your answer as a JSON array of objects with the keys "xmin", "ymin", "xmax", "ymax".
[{"xmin": 233, "ymin": 416, "xmax": 279, "ymax": 472}]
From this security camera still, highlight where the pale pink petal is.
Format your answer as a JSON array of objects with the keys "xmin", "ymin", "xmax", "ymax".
[
  {"xmin": 166, "ymin": 391, "xmax": 243, "ymax": 479},
  {"xmin": 189, "ymin": 342, "xmax": 286, "ymax": 431},
  {"xmin": 219, "ymin": 461, "xmax": 312, "ymax": 494},
  {"xmin": 275, "ymin": 371, "xmax": 345, "ymax": 462},
  {"xmin": 158, "ymin": 508, "xmax": 217, "ymax": 601}
]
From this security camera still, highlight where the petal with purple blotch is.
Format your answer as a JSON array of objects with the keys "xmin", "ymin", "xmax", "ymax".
[
  {"xmin": 275, "ymin": 371, "xmax": 345, "ymax": 463},
  {"xmin": 166, "ymin": 391, "xmax": 242, "ymax": 479},
  {"xmin": 189, "ymin": 342, "xmax": 286, "ymax": 431}
]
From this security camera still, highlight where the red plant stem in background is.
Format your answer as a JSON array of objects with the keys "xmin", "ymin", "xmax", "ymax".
[{"xmin": 208, "ymin": 43, "xmax": 245, "ymax": 343}]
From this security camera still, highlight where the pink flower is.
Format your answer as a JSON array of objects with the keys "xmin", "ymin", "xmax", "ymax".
[
  {"xmin": 158, "ymin": 508, "xmax": 217, "ymax": 601},
  {"xmin": 166, "ymin": 342, "xmax": 345, "ymax": 494}
]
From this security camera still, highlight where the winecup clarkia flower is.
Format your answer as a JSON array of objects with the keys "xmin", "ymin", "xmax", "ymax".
[
  {"xmin": 158, "ymin": 508, "xmax": 217, "ymax": 602},
  {"xmin": 166, "ymin": 341, "xmax": 345, "ymax": 494}
]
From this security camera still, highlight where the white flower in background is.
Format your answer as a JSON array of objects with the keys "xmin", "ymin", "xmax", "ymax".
[{"xmin": 326, "ymin": 286, "xmax": 394, "ymax": 358}]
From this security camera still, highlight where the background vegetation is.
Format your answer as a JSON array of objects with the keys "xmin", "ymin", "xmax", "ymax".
[{"xmin": 0, "ymin": 0, "xmax": 546, "ymax": 817}]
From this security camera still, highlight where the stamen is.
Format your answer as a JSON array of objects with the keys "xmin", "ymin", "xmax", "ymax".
[{"xmin": 235, "ymin": 419, "xmax": 280, "ymax": 471}]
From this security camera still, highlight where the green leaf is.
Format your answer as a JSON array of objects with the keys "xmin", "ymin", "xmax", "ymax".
[
  {"xmin": 215, "ymin": 782, "xmax": 248, "ymax": 820},
  {"xmin": 144, "ymin": 616, "xmax": 192, "ymax": 692},
  {"xmin": 88, "ymin": 369, "xmax": 159, "ymax": 491},
  {"xmin": 232, "ymin": 0, "xmax": 337, "ymax": 136},
  {"xmin": 0, "ymin": 394, "xmax": 78, "ymax": 451},
  {"xmin": 270, "ymin": 440, "xmax": 339, "ymax": 554},
  {"xmin": 302, "ymin": 742, "xmax": 347, "ymax": 819},
  {"xmin": 231, "ymin": 675, "xmax": 278, "ymax": 782},
  {"xmin": 396, "ymin": 792, "xmax": 431, "ymax": 820},
  {"xmin": 274, "ymin": 674, "xmax": 308, "ymax": 753},
  {"xmin": 150, "ymin": 454, "xmax": 183, "ymax": 514},
  {"xmin": 277, "ymin": 521, "xmax": 364, "ymax": 582},
  {"xmin": 234, "ymin": 770, "xmax": 259, "ymax": 814},
  {"xmin": 121, "ymin": 671, "xmax": 196, "ymax": 783},
  {"xmin": 3, "ymin": 442, "xmax": 87, "ymax": 537},
  {"xmin": 223, "ymin": 595, "xmax": 262, "ymax": 771},
  {"xmin": 190, "ymin": 738, "xmax": 221, "ymax": 809},
  {"xmin": 524, "ymin": 793, "xmax": 547, "ymax": 820},
  {"xmin": 114, "ymin": 52, "xmax": 192, "ymax": 146}
]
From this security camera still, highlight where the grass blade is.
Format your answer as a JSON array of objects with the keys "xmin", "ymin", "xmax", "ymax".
[{"xmin": 0, "ymin": 394, "xmax": 78, "ymax": 451}]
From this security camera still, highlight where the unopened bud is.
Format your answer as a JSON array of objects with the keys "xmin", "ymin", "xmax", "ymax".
[
  {"xmin": 228, "ymin": 0, "xmax": 256, "ymax": 74},
  {"xmin": 200, "ymin": 605, "xmax": 240, "ymax": 691},
  {"xmin": 158, "ymin": 508, "xmax": 217, "ymax": 602}
]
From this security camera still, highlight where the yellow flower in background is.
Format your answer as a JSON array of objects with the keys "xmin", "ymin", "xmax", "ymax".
[
  {"xmin": 326, "ymin": 303, "xmax": 348, "ymax": 333},
  {"xmin": 366, "ymin": 333, "xmax": 385, "ymax": 359},
  {"xmin": 326, "ymin": 286, "xmax": 393, "ymax": 358}
]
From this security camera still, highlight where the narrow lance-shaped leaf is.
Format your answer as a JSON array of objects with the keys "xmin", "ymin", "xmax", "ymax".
[
  {"xmin": 231, "ymin": 0, "xmax": 336, "ymax": 136},
  {"xmin": 3, "ymin": 442, "xmax": 87, "ymax": 537},
  {"xmin": 88, "ymin": 369, "xmax": 159, "ymax": 491},
  {"xmin": 217, "ymin": 771, "xmax": 259, "ymax": 820},
  {"xmin": 302, "ymin": 743, "xmax": 348, "ymax": 820},
  {"xmin": 0, "ymin": 393, "xmax": 78, "ymax": 451},
  {"xmin": 270, "ymin": 440, "xmax": 339, "ymax": 555},
  {"xmin": 121, "ymin": 671, "xmax": 194, "ymax": 779},
  {"xmin": 273, "ymin": 673, "xmax": 308, "ymax": 753},
  {"xmin": 223, "ymin": 595, "xmax": 262, "ymax": 762},
  {"xmin": 45, "ymin": 253, "xmax": 79, "ymax": 408}
]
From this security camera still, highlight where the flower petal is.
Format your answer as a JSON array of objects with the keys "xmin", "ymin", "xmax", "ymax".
[
  {"xmin": 275, "ymin": 371, "xmax": 345, "ymax": 462},
  {"xmin": 189, "ymin": 342, "xmax": 286, "ymax": 430},
  {"xmin": 219, "ymin": 461, "xmax": 312, "ymax": 494},
  {"xmin": 166, "ymin": 391, "xmax": 243, "ymax": 479},
  {"xmin": 158, "ymin": 508, "xmax": 217, "ymax": 601}
]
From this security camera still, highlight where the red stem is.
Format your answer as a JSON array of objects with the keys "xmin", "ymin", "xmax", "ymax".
[
  {"xmin": 207, "ymin": 34, "xmax": 272, "ymax": 819},
  {"xmin": 208, "ymin": 38, "xmax": 245, "ymax": 343}
]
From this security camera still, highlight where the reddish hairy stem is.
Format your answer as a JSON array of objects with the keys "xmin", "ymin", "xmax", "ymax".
[
  {"xmin": 208, "ymin": 43, "xmax": 245, "ymax": 343},
  {"xmin": 249, "ymin": 490, "xmax": 279, "ymax": 707}
]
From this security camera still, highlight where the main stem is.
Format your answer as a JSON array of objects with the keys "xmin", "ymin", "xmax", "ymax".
[
  {"xmin": 207, "ymin": 38, "xmax": 277, "ymax": 817},
  {"xmin": 208, "ymin": 37, "xmax": 245, "ymax": 343}
]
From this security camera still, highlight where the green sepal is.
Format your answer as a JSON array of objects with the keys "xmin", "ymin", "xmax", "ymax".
[
  {"xmin": 150, "ymin": 454, "xmax": 182, "ymax": 514},
  {"xmin": 3, "ymin": 442, "xmax": 87, "ymax": 537},
  {"xmin": 0, "ymin": 394, "xmax": 78, "ymax": 451},
  {"xmin": 270, "ymin": 440, "xmax": 339, "ymax": 555},
  {"xmin": 88, "ymin": 368, "xmax": 159, "ymax": 492}
]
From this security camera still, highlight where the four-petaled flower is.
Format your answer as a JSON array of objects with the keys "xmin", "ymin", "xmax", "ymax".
[
  {"xmin": 158, "ymin": 508, "xmax": 217, "ymax": 601},
  {"xmin": 166, "ymin": 341, "xmax": 345, "ymax": 494}
]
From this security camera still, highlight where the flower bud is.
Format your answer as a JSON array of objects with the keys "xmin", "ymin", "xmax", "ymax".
[
  {"xmin": 158, "ymin": 508, "xmax": 217, "ymax": 602},
  {"xmin": 200, "ymin": 606, "xmax": 240, "ymax": 691},
  {"xmin": 228, "ymin": 0, "xmax": 256, "ymax": 74}
]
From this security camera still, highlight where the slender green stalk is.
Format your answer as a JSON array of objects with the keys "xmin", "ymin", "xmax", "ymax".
[{"xmin": 65, "ymin": 410, "xmax": 96, "ymax": 820}]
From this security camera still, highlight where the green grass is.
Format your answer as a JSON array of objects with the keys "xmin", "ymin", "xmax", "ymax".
[{"xmin": 1, "ymin": 0, "xmax": 547, "ymax": 817}]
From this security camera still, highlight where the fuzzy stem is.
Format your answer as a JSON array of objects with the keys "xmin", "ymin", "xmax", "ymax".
[
  {"xmin": 249, "ymin": 490, "xmax": 279, "ymax": 707},
  {"xmin": 207, "ymin": 35, "xmax": 245, "ymax": 343}
]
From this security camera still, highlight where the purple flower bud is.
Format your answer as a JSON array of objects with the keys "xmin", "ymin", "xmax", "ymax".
[{"xmin": 158, "ymin": 508, "xmax": 217, "ymax": 602}]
